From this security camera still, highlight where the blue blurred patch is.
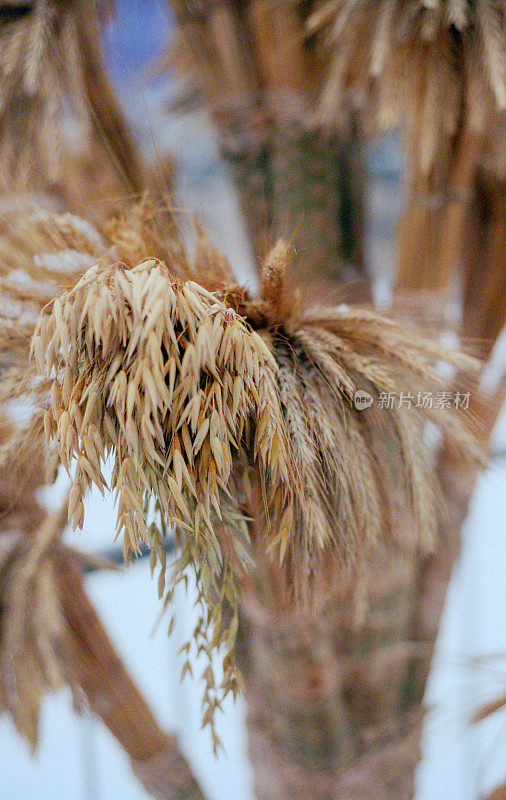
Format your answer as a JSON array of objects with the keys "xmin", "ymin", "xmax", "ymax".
[{"xmin": 101, "ymin": 0, "xmax": 176, "ymax": 87}]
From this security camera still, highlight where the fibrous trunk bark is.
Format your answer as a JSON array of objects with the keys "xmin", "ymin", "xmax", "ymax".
[
  {"xmin": 237, "ymin": 540, "xmax": 425, "ymax": 800},
  {"xmin": 222, "ymin": 118, "xmax": 366, "ymax": 282}
]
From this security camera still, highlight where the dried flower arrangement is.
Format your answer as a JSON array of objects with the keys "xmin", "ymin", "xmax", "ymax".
[{"xmin": 0, "ymin": 197, "xmax": 485, "ymax": 755}]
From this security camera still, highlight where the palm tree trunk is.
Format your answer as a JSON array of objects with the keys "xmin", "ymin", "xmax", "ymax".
[{"xmin": 237, "ymin": 537, "xmax": 425, "ymax": 800}]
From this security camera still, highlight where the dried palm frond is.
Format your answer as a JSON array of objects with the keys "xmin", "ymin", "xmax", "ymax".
[
  {"xmin": 0, "ymin": 200, "xmax": 485, "ymax": 736},
  {"xmin": 317, "ymin": 0, "xmax": 505, "ymax": 178},
  {"xmin": 0, "ymin": 0, "xmax": 143, "ymax": 197}
]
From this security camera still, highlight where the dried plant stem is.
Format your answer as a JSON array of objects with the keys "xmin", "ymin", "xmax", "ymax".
[
  {"xmin": 463, "ymin": 179, "xmax": 506, "ymax": 358},
  {"xmin": 396, "ymin": 171, "xmax": 437, "ymax": 291},
  {"xmin": 403, "ymin": 379, "xmax": 504, "ymax": 710},
  {"xmin": 247, "ymin": 0, "xmax": 308, "ymax": 95},
  {"xmin": 55, "ymin": 553, "xmax": 207, "ymax": 800},
  {"xmin": 24, "ymin": 496, "xmax": 69, "ymax": 566},
  {"xmin": 401, "ymin": 538, "xmax": 461, "ymax": 709},
  {"xmin": 75, "ymin": 0, "xmax": 143, "ymax": 195},
  {"xmin": 436, "ymin": 128, "xmax": 484, "ymax": 291},
  {"xmin": 207, "ymin": 3, "xmax": 253, "ymax": 101},
  {"xmin": 474, "ymin": 693, "xmax": 506, "ymax": 724},
  {"xmin": 398, "ymin": 178, "xmax": 506, "ymax": 711},
  {"xmin": 396, "ymin": 125, "xmax": 483, "ymax": 293},
  {"xmin": 487, "ymin": 787, "xmax": 506, "ymax": 800}
]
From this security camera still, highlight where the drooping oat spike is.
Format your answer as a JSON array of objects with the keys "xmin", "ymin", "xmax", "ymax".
[
  {"xmin": 27, "ymin": 241, "xmax": 297, "ymax": 733},
  {"xmin": 33, "ymin": 259, "xmax": 293, "ymax": 558}
]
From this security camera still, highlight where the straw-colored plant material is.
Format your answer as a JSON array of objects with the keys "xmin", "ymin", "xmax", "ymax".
[
  {"xmin": 462, "ymin": 176, "xmax": 506, "ymax": 357},
  {"xmin": 486, "ymin": 785, "xmax": 506, "ymax": 800},
  {"xmin": 473, "ymin": 689, "xmax": 506, "ymax": 800},
  {"xmin": 164, "ymin": 0, "xmax": 259, "ymax": 110},
  {"xmin": 474, "ymin": 690, "xmax": 506, "ymax": 724},
  {"xmin": 0, "ymin": 404, "xmax": 204, "ymax": 798},
  {"xmin": 0, "ymin": 518, "xmax": 208, "ymax": 800},
  {"xmin": 0, "ymin": 0, "xmax": 142, "ymax": 196},
  {"xmin": 317, "ymin": 0, "xmax": 505, "ymax": 178},
  {"xmin": 0, "ymin": 499, "xmax": 69, "ymax": 749},
  {"xmin": 314, "ymin": 0, "xmax": 505, "ymax": 297},
  {"xmin": 0, "ymin": 199, "xmax": 485, "ymax": 740},
  {"xmin": 0, "ymin": 203, "xmax": 111, "ymax": 486}
]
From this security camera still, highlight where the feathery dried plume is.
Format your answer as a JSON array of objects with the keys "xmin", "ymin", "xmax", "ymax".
[
  {"xmin": 0, "ymin": 201, "xmax": 485, "ymax": 735},
  {"xmin": 316, "ymin": 0, "xmax": 505, "ymax": 177},
  {"xmin": 0, "ymin": 0, "xmax": 143, "ymax": 196}
]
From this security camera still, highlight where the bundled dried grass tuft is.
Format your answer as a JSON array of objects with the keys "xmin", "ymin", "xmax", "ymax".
[
  {"xmin": 0, "ymin": 0, "xmax": 142, "ymax": 196},
  {"xmin": 316, "ymin": 0, "xmax": 505, "ymax": 178},
  {"xmin": 0, "ymin": 204, "xmax": 110, "ymax": 486},
  {"xmin": 0, "ymin": 489, "xmax": 68, "ymax": 749},
  {"xmin": 0, "ymin": 199, "xmax": 485, "ymax": 738}
]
